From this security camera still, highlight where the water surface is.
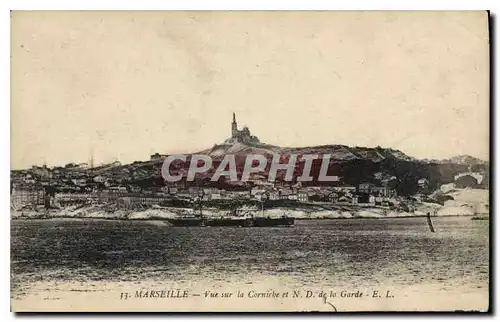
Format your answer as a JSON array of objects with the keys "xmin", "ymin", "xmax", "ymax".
[{"xmin": 11, "ymin": 217, "xmax": 489, "ymax": 310}]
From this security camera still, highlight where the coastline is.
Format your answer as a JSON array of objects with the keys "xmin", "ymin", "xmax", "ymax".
[
  {"xmin": 10, "ymin": 211, "xmax": 488, "ymax": 222},
  {"xmin": 11, "ymin": 188, "xmax": 489, "ymax": 221}
]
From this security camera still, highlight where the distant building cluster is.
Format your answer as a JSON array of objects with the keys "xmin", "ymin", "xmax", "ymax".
[{"xmin": 11, "ymin": 161, "xmax": 399, "ymax": 211}]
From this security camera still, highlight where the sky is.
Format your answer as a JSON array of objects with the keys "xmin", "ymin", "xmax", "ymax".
[{"xmin": 11, "ymin": 11, "xmax": 489, "ymax": 169}]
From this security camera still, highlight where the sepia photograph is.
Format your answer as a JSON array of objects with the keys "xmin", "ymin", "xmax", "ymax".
[{"xmin": 10, "ymin": 11, "xmax": 490, "ymax": 312}]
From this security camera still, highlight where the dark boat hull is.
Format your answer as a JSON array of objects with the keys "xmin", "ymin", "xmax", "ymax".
[
  {"xmin": 167, "ymin": 217, "xmax": 294, "ymax": 227},
  {"xmin": 205, "ymin": 218, "xmax": 253, "ymax": 227},
  {"xmin": 251, "ymin": 217, "xmax": 295, "ymax": 227},
  {"xmin": 167, "ymin": 218, "xmax": 204, "ymax": 227}
]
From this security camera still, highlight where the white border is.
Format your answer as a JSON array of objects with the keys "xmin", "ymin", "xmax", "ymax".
[{"xmin": 2, "ymin": 1, "xmax": 498, "ymax": 322}]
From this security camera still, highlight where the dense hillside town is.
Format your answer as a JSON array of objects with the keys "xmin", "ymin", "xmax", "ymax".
[{"xmin": 11, "ymin": 114, "xmax": 489, "ymax": 219}]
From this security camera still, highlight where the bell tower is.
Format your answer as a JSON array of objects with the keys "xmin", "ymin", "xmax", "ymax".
[{"xmin": 231, "ymin": 112, "xmax": 238, "ymax": 138}]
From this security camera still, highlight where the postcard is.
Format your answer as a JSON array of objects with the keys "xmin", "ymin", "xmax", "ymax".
[{"xmin": 10, "ymin": 11, "xmax": 490, "ymax": 312}]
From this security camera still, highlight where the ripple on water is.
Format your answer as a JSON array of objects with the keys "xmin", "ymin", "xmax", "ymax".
[{"xmin": 11, "ymin": 217, "xmax": 489, "ymax": 298}]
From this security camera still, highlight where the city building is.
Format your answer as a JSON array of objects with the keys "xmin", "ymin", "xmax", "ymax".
[
  {"xmin": 417, "ymin": 178, "xmax": 429, "ymax": 188},
  {"xmin": 117, "ymin": 195, "xmax": 170, "ymax": 209},
  {"xmin": 297, "ymin": 192, "xmax": 308, "ymax": 203},
  {"xmin": 54, "ymin": 193, "xmax": 97, "ymax": 206},
  {"xmin": 11, "ymin": 186, "xmax": 45, "ymax": 209},
  {"xmin": 357, "ymin": 182, "xmax": 396, "ymax": 198}
]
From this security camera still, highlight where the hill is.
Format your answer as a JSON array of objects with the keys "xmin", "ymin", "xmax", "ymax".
[
  {"xmin": 98, "ymin": 141, "xmax": 488, "ymax": 197},
  {"xmin": 12, "ymin": 140, "xmax": 489, "ymax": 198}
]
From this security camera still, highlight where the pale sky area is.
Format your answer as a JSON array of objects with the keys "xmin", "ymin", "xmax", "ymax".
[{"xmin": 11, "ymin": 11, "xmax": 489, "ymax": 169}]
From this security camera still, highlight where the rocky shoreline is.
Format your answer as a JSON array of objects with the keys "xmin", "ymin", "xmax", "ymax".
[{"xmin": 11, "ymin": 201, "xmax": 487, "ymax": 221}]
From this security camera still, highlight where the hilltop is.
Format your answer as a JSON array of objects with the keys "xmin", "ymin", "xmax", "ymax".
[{"xmin": 198, "ymin": 141, "xmax": 417, "ymax": 163}]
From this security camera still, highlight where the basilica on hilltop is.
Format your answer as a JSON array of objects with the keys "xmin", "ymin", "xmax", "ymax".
[{"xmin": 224, "ymin": 113, "xmax": 260, "ymax": 145}]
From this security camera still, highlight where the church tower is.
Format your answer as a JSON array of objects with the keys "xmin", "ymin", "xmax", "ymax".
[{"xmin": 231, "ymin": 112, "xmax": 238, "ymax": 138}]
